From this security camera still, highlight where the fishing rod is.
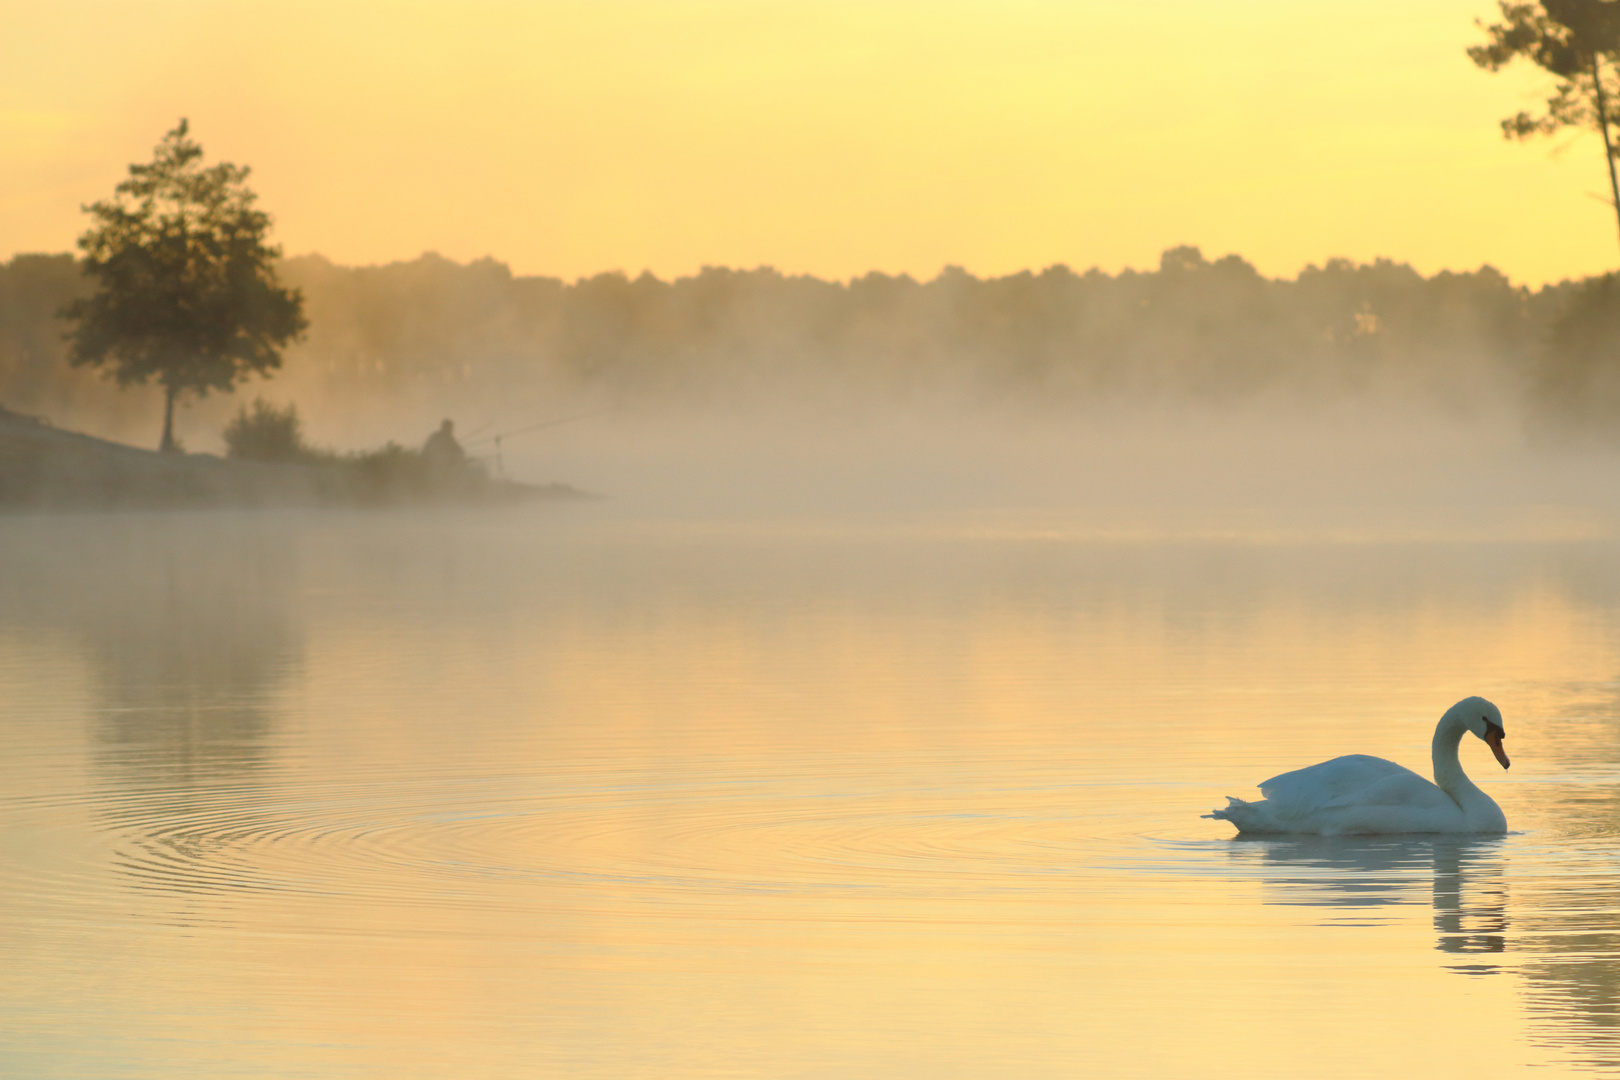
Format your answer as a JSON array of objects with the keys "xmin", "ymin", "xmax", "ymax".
[{"xmin": 462, "ymin": 407, "xmax": 614, "ymax": 478}]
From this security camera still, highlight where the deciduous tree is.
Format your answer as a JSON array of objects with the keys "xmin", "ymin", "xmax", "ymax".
[
  {"xmin": 1470, "ymin": 0, "xmax": 1620, "ymax": 251},
  {"xmin": 63, "ymin": 120, "xmax": 306, "ymax": 451}
]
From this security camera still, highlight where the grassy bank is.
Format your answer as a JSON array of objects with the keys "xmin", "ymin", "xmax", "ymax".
[{"xmin": 0, "ymin": 405, "xmax": 588, "ymax": 511}]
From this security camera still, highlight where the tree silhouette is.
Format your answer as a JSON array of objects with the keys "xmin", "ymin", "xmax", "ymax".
[
  {"xmin": 1470, "ymin": 1, "xmax": 1620, "ymax": 253},
  {"xmin": 63, "ymin": 120, "xmax": 306, "ymax": 451},
  {"xmin": 1477, "ymin": 1, "xmax": 1620, "ymax": 254}
]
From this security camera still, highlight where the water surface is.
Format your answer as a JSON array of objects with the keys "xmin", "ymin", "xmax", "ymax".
[{"xmin": 3, "ymin": 507, "xmax": 1619, "ymax": 1077}]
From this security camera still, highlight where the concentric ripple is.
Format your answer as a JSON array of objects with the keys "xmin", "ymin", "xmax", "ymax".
[{"xmin": 18, "ymin": 764, "xmax": 1165, "ymax": 924}]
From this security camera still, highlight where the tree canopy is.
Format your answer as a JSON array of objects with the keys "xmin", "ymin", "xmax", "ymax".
[
  {"xmin": 62, "ymin": 119, "xmax": 306, "ymax": 451},
  {"xmin": 8, "ymin": 246, "xmax": 1595, "ymax": 445},
  {"xmin": 1470, "ymin": 0, "xmax": 1620, "ymax": 252}
]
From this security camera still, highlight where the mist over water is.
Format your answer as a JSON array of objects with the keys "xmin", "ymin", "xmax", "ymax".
[
  {"xmin": 7, "ymin": 248, "xmax": 1620, "ymax": 1076},
  {"xmin": 4, "ymin": 489, "xmax": 1620, "ymax": 1076},
  {"xmin": 486, "ymin": 395, "xmax": 1619, "ymax": 545}
]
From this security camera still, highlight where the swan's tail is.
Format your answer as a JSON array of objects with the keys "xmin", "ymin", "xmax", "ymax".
[{"xmin": 1204, "ymin": 795, "xmax": 1267, "ymax": 831}]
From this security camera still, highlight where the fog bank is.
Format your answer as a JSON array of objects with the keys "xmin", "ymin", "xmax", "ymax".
[{"xmin": 3, "ymin": 246, "xmax": 1619, "ymax": 531}]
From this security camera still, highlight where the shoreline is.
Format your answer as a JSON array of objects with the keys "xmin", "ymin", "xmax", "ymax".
[{"xmin": 0, "ymin": 406, "xmax": 592, "ymax": 511}]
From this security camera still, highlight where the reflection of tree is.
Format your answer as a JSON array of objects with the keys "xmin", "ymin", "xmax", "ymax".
[
  {"xmin": 0, "ymin": 518, "xmax": 301, "ymax": 791},
  {"xmin": 86, "ymin": 576, "xmax": 292, "ymax": 790},
  {"xmin": 1497, "ymin": 670, "xmax": 1620, "ymax": 1069},
  {"xmin": 1514, "ymin": 781, "xmax": 1620, "ymax": 1073},
  {"xmin": 0, "ymin": 518, "xmax": 303, "ymax": 905},
  {"xmin": 1522, "ymin": 944, "xmax": 1620, "ymax": 1072},
  {"xmin": 84, "ymin": 586, "xmax": 293, "ymax": 903}
]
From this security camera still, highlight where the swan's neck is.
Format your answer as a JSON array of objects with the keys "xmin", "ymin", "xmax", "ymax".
[{"xmin": 1432, "ymin": 715, "xmax": 1487, "ymax": 810}]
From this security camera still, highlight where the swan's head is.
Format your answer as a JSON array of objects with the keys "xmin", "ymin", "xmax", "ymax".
[{"xmin": 1451, "ymin": 696, "xmax": 1510, "ymax": 769}]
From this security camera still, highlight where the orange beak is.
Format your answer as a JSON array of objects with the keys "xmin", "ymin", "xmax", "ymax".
[{"xmin": 1485, "ymin": 729, "xmax": 1511, "ymax": 769}]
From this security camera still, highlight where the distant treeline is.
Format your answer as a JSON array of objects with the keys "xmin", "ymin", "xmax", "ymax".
[{"xmin": 4, "ymin": 246, "xmax": 1619, "ymax": 444}]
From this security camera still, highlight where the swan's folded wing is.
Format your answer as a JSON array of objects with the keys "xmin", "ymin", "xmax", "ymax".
[{"xmin": 1257, "ymin": 754, "xmax": 1448, "ymax": 814}]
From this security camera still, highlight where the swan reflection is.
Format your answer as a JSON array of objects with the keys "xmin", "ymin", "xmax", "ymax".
[
  {"xmin": 1429, "ymin": 839, "xmax": 1509, "ymax": 963},
  {"xmin": 1224, "ymin": 835, "xmax": 1508, "ymax": 971},
  {"xmin": 1223, "ymin": 826, "xmax": 1620, "ymax": 1070}
]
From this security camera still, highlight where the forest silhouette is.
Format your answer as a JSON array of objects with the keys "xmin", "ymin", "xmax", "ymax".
[{"xmin": 2, "ymin": 245, "xmax": 1617, "ymax": 450}]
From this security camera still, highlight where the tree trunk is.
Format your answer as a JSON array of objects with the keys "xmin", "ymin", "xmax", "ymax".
[
  {"xmin": 1592, "ymin": 53, "xmax": 1620, "ymax": 255},
  {"xmin": 159, "ymin": 384, "xmax": 178, "ymax": 453}
]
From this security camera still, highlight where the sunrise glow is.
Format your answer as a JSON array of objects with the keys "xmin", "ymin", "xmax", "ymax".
[{"xmin": 2, "ymin": 0, "xmax": 1613, "ymax": 284}]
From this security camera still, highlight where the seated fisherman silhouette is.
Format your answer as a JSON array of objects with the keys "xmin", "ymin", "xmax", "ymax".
[{"xmin": 422, "ymin": 419, "xmax": 468, "ymax": 488}]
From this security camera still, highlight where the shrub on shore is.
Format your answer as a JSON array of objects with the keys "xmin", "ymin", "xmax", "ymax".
[
  {"xmin": 223, "ymin": 399, "xmax": 333, "ymax": 465},
  {"xmin": 223, "ymin": 400, "xmax": 497, "ymax": 504}
]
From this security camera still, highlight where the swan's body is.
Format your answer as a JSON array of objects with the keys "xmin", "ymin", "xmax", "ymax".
[{"xmin": 1206, "ymin": 697, "xmax": 1511, "ymax": 835}]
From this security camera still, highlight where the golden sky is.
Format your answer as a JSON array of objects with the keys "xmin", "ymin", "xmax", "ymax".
[{"xmin": 2, "ymin": 0, "xmax": 1613, "ymax": 285}]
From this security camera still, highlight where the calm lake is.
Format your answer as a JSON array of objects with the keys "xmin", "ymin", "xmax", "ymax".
[{"xmin": 3, "ymin": 503, "xmax": 1619, "ymax": 1078}]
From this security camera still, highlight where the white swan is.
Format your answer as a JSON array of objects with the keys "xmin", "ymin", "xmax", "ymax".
[{"xmin": 1206, "ymin": 697, "xmax": 1511, "ymax": 835}]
